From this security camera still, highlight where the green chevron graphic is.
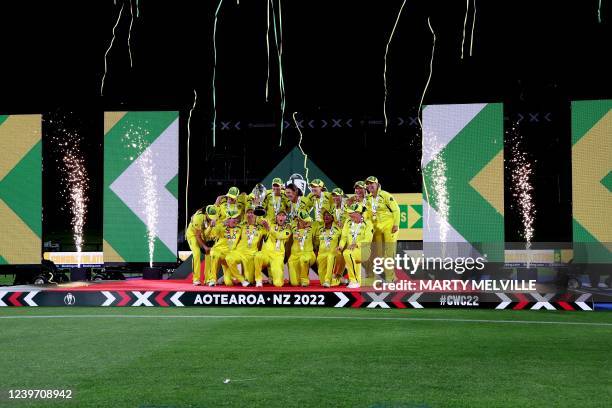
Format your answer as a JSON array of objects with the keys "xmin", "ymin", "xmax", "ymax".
[
  {"xmin": 0, "ymin": 115, "xmax": 42, "ymax": 264},
  {"xmin": 104, "ymin": 111, "xmax": 179, "ymax": 263},
  {"xmin": 572, "ymin": 100, "xmax": 611, "ymax": 264},
  {"xmin": 422, "ymin": 103, "xmax": 504, "ymax": 261}
]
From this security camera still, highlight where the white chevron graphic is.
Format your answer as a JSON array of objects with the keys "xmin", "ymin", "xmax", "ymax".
[
  {"xmin": 170, "ymin": 291, "xmax": 184, "ymax": 306},
  {"xmin": 495, "ymin": 293, "xmax": 512, "ymax": 309},
  {"xmin": 367, "ymin": 292, "xmax": 391, "ymax": 308},
  {"xmin": 0, "ymin": 291, "xmax": 7, "ymax": 306},
  {"xmin": 575, "ymin": 293, "xmax": 593, "ymax": 311},
  {"xmin": 132, "ymin": 291, "xmax": 154, "ymax": 307},
  {"xmin": 101, "ymin": 291, "xmax": 116, "ymax": 306},
  {"xmin": 110, "ymin": 118, "xmax": 178, "ymax": 255},
  {"xmin": 334, "ymin": 292, "xmax": 350, "ymax": 307},
  {"xmin": 530, "ymin": 293, "xmax": 556, "ymax": 310},
  {"xmin": 408, "ymin": 292, "xmax": 423, "ymax": 308},
  {"xmin": 23, "ymin": 291, "xmax": 39, "ymax": 306}
]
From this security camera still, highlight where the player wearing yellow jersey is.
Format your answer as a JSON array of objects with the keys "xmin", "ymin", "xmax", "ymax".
[
  {"xmin": 185, "ymin": 205, "xmax": 217, "ymax": 286},
  {"xmin": 338, "ymin": 203, "xmax": 374, "ymax": 289},
  {"xmin": 215, "ymin": 186, "xmax": 245, "ymax": 222},
  {"xmin": 307, "ymin": 178, "xmax": 333, "ymax": 225},
  {"xmin": 209, "ymin": 209, "xmax": 250, "ymax": 287},
  {"xmin": 265, "ymin": 177, "xmax": 289, "ymax": 222},
  {"xmin": 314, "ymin": 208, "xmax": 343, "ymax": 287},
  {"xmin": 365, "ymin": 176, "xmax": 400, "ymax": 282},
  {"xmin": 226, "ymin": 207, "xmax": 267, "ymax": 286},
  {"xmin": 287, "ymin": 210, "xmax": 317, "ymax": 286},
  {"xmin": 285, "ymin": 183, "xmax": 312, "ymax": 226},
  {"xmin": 254, "ymin": 209, "xmax": 292, "ymax": 287},
  {"xmin": 331, "ymin": 188, "xmax": 347, "ymax": 229}
]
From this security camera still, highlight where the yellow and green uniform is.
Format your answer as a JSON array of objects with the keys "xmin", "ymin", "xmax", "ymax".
[
  {"xmin": 265, "ymin": 191, "xmax": 289, "ymax": 222},
  {"xmin": 185, "ymin": 210, "xmax": 206, "ymax": 283},
  {"xmin": 314, "ymin": 224, "xmax": 342, "ymax": 286},
  {"xmin": 226, "ymin": 222, "xmax": 266, "ymax": 283},
  {"xmin": 340, "ymin": 219, "xmax": 374, "ymax": 285},
  {"xmin": 307, "ymin": 191, "xmax": 333, "ymax": 224},
  {"xmin": 254, "ymin": 222, "xmax": 292, "ymax": 287},
  {"xmin": 287, "ymin": 225, "xmax": 316, "ymax": 286},
  {"xmin": 332, "ymin": 202, "xmax": 348, "ymax": 229},
  {"xmin": 209, "ymin": 223, "xmax": 246, "ymax": 286},
  {"xmin": 218, "ymin": 201, "xmax": 245, "ymax": 223},
  {"xmin": 366, "ymin": 189, "xmax": 400, "ymax": 281},
  {"xmin": 287, "ymin": 196, "xmax": 312, "ymax": 226},
  {"xmin": 348, "ymin": 194, "xmax": 372, "ymax": 222}
]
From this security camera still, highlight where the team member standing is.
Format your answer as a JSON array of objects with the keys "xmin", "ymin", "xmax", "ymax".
[
  {"xmin": 254, "ymin": 209, "xmax": 292, "ymax": 287},
  {"xmin": 266, "ymin": 177, "xmax": 288, "ymax": 222},
  {"xmin": 225, "ymin": 207, "xmax": 267, "ymax": 286},
  {"xmin": 209, "ymin": 209, "xmax": 250, "ymax": 287},
  {"xmin": 331, "ymin": 188, "xmax": 347, "ymax": 229},
  {"xmin": 365, "ymin": 176, "xmax": 400, "ymax": 282},
  {"xmin": 338, "ymin": 203, "xmax": 374, "ymax": 289},
  {"xmin": 314, "ymin": 208, "xmax": 343, "ymax": 287},
  {"xmin": 287, "ymin": 210, "xmax": 317, "ymax": 286},
  {"xmin": 185, "ymin": 205, "xmax": 217, "ymax": 286},
  {"xmin": 307, "ymin": 179, "xmax": 332, "ymax": 225},
  {"xmin": 201, "ymin": 205, "xmax": 220, "ymax": 286},
  {"xmin": 285, "ymin": 183, "xmax": 311, "ymax": 225},
  {"xmin": 215, "ymin": 186, "xmax": 244, "ymax": 222}
]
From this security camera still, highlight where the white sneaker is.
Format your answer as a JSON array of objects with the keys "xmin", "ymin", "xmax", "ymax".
[
  {"xmin": 241, "ymin": 280, "xmax": 250, "ymax": 287},
  {"xmin": 322, "ymin": 282, "xmax": 330, "ymax": 288},
  {"xmin": 207, "ymin": 281, "xmax": 216, "ymax": 287},
  {"xmin": 340, "ymin": 277, "xmax": 349, "ymax": 285},
  {"xmin": 347, "ymin": 282, "xmax": 361, "ymax": 289},
  {"xmin": 255, "ymin": 280, "xmax": 263, "ymax": 288},
  {"xmin": 193, "ymin": 281, "xmax": 201, "ymax": 286}
]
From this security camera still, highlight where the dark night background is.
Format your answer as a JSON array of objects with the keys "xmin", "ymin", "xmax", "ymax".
[{"xmin": 0, "ymin": 0, "xmax": 609, "ymax": 252}]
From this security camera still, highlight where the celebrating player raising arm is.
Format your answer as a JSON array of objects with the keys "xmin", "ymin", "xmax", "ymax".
[
  {"xmin": 254, "ymin": 209, "xmax": 292, "ymax": 287},
  {"xmin": 225, "ymin": 207, "xmax": 266, "ymax": 286},
  {"xmin": 338, "ymin": 203, "xmax": 374, "ymax": 289},
  {"xmin": 287, "ymin": 210, "xmax": 317, "ymax": 287},
  {"xmin": 209, "ymin": 209, "xmax": 250, "ymax": 287}
]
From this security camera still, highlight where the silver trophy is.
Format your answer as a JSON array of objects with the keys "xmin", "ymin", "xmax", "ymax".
[{"xmin": 252, "ymin": 183, "xmax": 267, "ymax": 216}]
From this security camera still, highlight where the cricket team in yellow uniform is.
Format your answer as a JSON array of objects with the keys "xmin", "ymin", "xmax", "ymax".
[{"xmin": 185, "ymin": 176, "xmax": 399, "ymax": 288}]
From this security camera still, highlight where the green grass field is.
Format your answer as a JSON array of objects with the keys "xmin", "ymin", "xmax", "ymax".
[{"xmin": 1, "ymin": 308, "xmax": 611, "ymax": 408}]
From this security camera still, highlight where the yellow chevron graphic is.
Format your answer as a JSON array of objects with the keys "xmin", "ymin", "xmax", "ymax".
[
  {"xmin": 408, "ymin": 205, "xmax": 422, "ymax": 228},
  {"xmin": 469, "ymin": 150, "xmax": 505, "ymax": 216},
  {"xmin": 104, "ymin": 112, "xmax": 127, "ymax": 135},
  {"xmin": 0, "ymin": 115, "xmax": 41, "ymax": 181},
  {"xmin": 572, "ymin": 110, "xmax": 612, "ymax": 242},
  {"xmin": 0, "ymin": 200, "xmax": 40, "ymax": 263},
  {"xmin": 103, "ymin": 239, "xmax": 125, "ymax": 262}
]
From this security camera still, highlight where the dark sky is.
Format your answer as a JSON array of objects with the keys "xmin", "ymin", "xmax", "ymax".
[{"xmin": 0, "ymin": 0, "xmax": 610, "ymax": 250}]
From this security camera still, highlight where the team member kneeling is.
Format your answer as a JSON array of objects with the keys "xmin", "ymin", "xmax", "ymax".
[
  {"xmin": 226, "ymin": 207, "xmax": 266, "ymax": 287},
  {"xmin": 288, "ymin": 210, "xmax": 317, "ymax": 287},
  {"xmin": 254, "ymin": 209, "xmax": 292, "ymax": 287},
  {"xmin": 338, "ymin": 203, "xmax": 374, "ymax": 289},
  {"xmin": 209, "ymin": 209, "xmax": 250, "ymax": 287}
]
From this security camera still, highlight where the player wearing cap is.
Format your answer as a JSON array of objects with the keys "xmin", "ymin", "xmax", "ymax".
[
  {"xmin": 215, "ymin": 186, "xmax": 245, "ymax": 222},
  {"xmin": 307, "ymin": 178, "xmax": 333, "ymax": 225},
  {"xmin": 254, "ymin": 208, "xmax": 292, "ymax": 287},
  {"xmin": 265, "ymin": 177, "xmax": 289, "ymax": 222},
  {"xmin": 287, "ymin": 210, "xmax": 317, "ymax": 286},
  {"xmin": 338, "ymin": 203, "xmax": 374, "ymax": 288},
  {"xmin": 314, "ymin": 208, "xmax": 343, "ymax": 287},
  {"xmin": 365, "ymin": 176, "xmax": 400, "ymax": 282},
  {"xmin": 331, "ymin": 188, "xmax": 347, "ymax": 229},
  {"xmin": 201, "ymin": 205, "xmax": 221, "ymax": 286},
  {"xmin": 209, "ymin": 209, "xmax": 250, "ymax": 287},
  {"xmin": 185, "ymin": 205, "xmax": 217, "ymax": 286},
  {"xmin": 225, "ymin": 207, "xmax": 267, "ymax": 286}
]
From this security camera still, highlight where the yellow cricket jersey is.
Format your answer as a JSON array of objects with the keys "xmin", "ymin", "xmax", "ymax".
[
  {"xmin": 261, "ymin": 222, "xmax": 292, "ymax": 254},
  {"xmin": 366, "ymin": 189, "xmax": 400, "ymax": 225},
  {"xmin": 210, "ymin": 224, "xmax": 242, "ymax": 251},
  {"xmin": 290, "ymin": 225, "xmax": 316, "ymax": 253},
  {"xmin": 340, "ymin": 219, "xmax": 374, "ymax": 249},
  {"xmin": 186, "ymin": 210, "xmax": 205, "ymax": 239},
  {"xmin": 234, "ymin": 223, "xmax": 266, "ymax": 252},
  {"xmin": 307, "ymin": 191, "xmax": 333, "ymax": 223},
  {"xmin": 331, "ymin": 202, "xmax": 347, "ymax": 227},
  {"xmin": 218, "ymin": 201, "xmax": 244, "ymax": 222},
  {"xmin": 314, "ymin": 224, "xmax": 342, "ymax": 253},
  {"xmin": 265, "ymin": 191, "xmax": 289, "ymax": 220},
  {"xmin": 287, "ymin": 196, "xmax": 312, "ymax": 224}
]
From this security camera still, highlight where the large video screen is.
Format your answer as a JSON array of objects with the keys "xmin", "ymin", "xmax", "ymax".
[
  {"xmin": 0, "ymin": 114, "xmax": 42, "ymax": 265},
  {"xmin": 103, "ymin": 111, "xmax": 179, "ymax": 264},
  {"xmin": 572, "ymin": 100, "xmax": 611, "ymax": 264},
  {"xmin": 422, "ymin": 103, "xmax": 504, "ymax": 261}
]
